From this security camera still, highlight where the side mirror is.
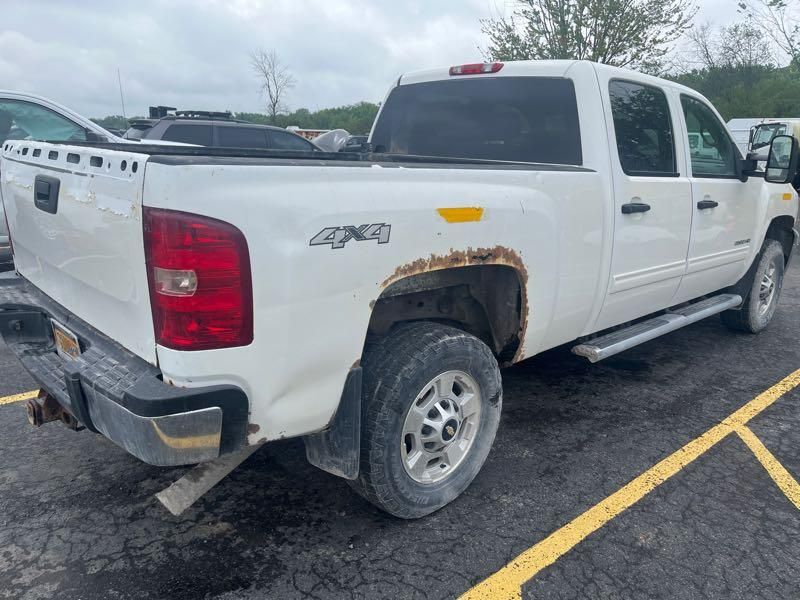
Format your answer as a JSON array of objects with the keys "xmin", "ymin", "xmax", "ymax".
[{"xmin": 765, "ymin": 134, "xmax": 799, "ymax": 184}]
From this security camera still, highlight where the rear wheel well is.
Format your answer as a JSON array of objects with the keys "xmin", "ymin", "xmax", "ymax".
[
  {"xmin": 765, "ymin": 215, "xmax": 796, "ymax": 264},
  {"xmin": 367, "ymin": 265, "xmax": 524, "ymax": 364}
]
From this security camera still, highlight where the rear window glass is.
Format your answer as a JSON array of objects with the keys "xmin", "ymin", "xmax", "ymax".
[
  {"xmin": 160, "ymin": 124, "xmax": 212, "ymax": 145},
  {"xmin": 370, "ymin": 77, "xmax": 582, "ymax": 165},
  {"xmin": 217, "ymin": 126, "xmax": 268, "ymax": 148}
]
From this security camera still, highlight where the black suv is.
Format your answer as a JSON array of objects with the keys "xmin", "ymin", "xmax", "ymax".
[{"xmin": 123, "ymin": 107, "xmax": 319, "ymax": 151}]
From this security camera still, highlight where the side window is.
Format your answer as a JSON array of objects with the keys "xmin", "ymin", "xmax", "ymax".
[
  {"xmin": 269, "ymin": 130, "xmax": 315, "ymax": 151},
  {"xmin": 680, "ymin": 96, "xmax": 737, "ymax": 177},
  {"xmin": 0, "ymin": 99, "xmax": 87, "ymax": 144},
  {"xmin": 160, "ymin": 124, "xmax": 213, "ymax": 145},
  {"xmin": 609, "ymin": 80, "xmax": 676, "ymax": 176},
  {"xmin": 217, "ymin": 126, "xmax": 268, "ymax": 148}
]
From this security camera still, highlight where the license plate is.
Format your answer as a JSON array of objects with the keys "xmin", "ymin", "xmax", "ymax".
[{"xmin": 51, "ymin": 319, "xmax": 81, "ymax": 360}]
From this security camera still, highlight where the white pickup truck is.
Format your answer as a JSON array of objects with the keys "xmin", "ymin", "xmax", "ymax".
[{"xmin": 1, "ymin": 60, "xmax": 798, "ymax": 519}]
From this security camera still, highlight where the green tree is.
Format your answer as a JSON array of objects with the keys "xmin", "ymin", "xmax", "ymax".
[
  {"xmin": 670, "ymin": 18, "xmax": 800, "ymax": 119},
  {"xmin": 236, "ymin": 101, "xmax": 380, "ymax": 135},
  {"xmin": 481, "ymin": 0, "xmax": 696, "ymax": 72}
]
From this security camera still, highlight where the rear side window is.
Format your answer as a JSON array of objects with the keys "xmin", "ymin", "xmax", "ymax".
[
  {"xmin": 160, "ymin": 124, "xmax": 213, "ymax": 145},
  {"xmin": 370, "ymin": 77, "xmax": 582, "ymax": 165},
  {"xmin": 217, "ymin": 126, "xmax": 268, "ymax": 148},
  {"xmin": 269, "ymin": 130, "xmax": 315, "ymax": 151},
  {"xmin": 609, "ymin": 80, "xmax": 676, "ymax": 176}
]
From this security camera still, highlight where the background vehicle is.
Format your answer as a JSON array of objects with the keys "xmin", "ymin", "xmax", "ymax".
[
  {"xmin": 749, "ymin": 120, "xmax": 800, "ymax": 190},
  {"xmin": 128, "ymin": 108, "xmax": 320, "ymax": 151},
  {"xmin": 340, "ymin": 134, "xmax": 368, "ymax": 152},
  {"xmin": 727, "ymin": 117, "xmax": 766, "ymax": 155},
  {"xmin": 750, "ymin": 119, "xmax": 800, "ymax": 153},
  {"xmin": 0, "ymin": 90, "xmax": 122, "ymax": 270},
  {"xmin": 1, "ymin": 61, "xmax": 798, "ymax": 519}
]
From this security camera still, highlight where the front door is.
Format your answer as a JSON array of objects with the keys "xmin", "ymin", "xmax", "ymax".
[
  {"xmin": 672, "ymin": 94, "xmax": 762, "ymax": 304},
  {"xmin": 594, "ymin": 78, "xmax": 693, "ymax": 331}
]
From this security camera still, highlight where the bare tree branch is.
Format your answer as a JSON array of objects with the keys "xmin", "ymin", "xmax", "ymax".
[
  {"xmin": 249, "ymin": 48, "xmax": 296, "ymax": 123},
  {"xmin": 738, "ymin": 0, "xmax": 800, "ymax": 66}
]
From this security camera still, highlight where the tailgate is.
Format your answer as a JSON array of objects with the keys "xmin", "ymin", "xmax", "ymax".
[{"xmin": 1, "ymin": 141, "xmax": 157, "ymax": 364}]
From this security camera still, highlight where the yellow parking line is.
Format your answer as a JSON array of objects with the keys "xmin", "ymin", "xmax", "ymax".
[
  {"xmin": 736, "ymin": 425, "xmax": 800, "ymax": 509},
  {"xmin": 0, "ymin": 390, "xmax": 38, "ymax": 406},
  {"xmin": 461, "ymin": 368, "xmax": 800, "ymax": 600}
]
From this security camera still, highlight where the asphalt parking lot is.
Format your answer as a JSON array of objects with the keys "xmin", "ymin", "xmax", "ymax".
[{"xmin": 1, "ymin": 264, "xmax": 799, "ymax": 600}]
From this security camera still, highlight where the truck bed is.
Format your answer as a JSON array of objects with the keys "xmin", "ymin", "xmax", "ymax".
[{"xmin": 1, "ymin": 138, "xmax": 603, "ymax": 444}]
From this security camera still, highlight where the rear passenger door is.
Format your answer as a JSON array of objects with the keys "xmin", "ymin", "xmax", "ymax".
[
  {"xmin": 594, "ymin": 78, "xmax": 693, "ymax": 330},
  {"xmin": 672, "ymin": 95, "xmax": 763, "ymax": 303}
]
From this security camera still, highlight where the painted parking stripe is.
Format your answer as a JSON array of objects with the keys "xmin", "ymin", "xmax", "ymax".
[
  {"xmin": 0, "ymin": 390, "xmax": 38, "ymax": 406},
  {"xmin": 736, "ymin": 425, "xmax": 800, "ymax": 509},
  {"xmin": 461, "ymin": 368, "xmax": 800, "ymax": 600}
]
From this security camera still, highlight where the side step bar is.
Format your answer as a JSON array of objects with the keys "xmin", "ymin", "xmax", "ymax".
[{"xmin": 572, "ymin": 293, "xmax": 742, "ymax": 363}]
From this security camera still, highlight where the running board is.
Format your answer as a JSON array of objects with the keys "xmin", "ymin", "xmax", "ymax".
[{"xmin": 572, "ymin": 294, "xmax": 742, "ymax": 363}]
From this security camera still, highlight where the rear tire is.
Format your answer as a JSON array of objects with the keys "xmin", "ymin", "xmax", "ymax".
[
  {"xmin": 350, "ymin": 321, "xmax": 502, "ymax": 519},
  {"xmin": 721, "ymin": 239, "xmax": 785, "ymax": 333}
]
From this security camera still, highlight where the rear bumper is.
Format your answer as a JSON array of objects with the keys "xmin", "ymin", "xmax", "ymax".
[{"xmin": 0, "ymin": 276, "xmax": 249, "ymax": 466}]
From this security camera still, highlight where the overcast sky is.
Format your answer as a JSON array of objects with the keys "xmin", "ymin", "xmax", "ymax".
[{"xmin": 2, "ymin": 0, "xmax": 738, "ymax": 118}]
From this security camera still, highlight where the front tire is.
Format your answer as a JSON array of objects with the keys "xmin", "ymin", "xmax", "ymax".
[
  {"xmin": 721, "ymin": 239, "xmax": 785, "ymax": 333},
  {"xmin": 350, "ymin": 321, "xmax": 502, "ymax": 519}
]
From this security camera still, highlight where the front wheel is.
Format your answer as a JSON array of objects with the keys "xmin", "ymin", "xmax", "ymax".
[
  {"xmin": 350, "ymin": 321, "xmax": 502, "ymax": 519},
  {"xmin": 721, "ymin": 239, "xmax": 785, "ymax": 333}
]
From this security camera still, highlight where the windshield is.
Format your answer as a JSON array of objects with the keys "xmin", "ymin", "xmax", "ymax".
[
  {"xmin": 0, "ymin": 99, "xmax": 87, "ymax": 144},
  {"xmin": 752, "ymin": 123, "xmax": 787, "ymax": 149},
  {"xmin": 371, "ymin": 76, "xmax": 582, "ymax": 165}
]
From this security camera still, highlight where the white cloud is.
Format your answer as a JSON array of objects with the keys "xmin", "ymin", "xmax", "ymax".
[{"xmin": 1, "ymin": 0, "xmax": 734, "ymax": 118}]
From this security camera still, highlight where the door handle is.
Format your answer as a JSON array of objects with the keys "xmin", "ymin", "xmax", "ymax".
[
  {"xmin": 34, "ymin": 175, "xmax": 60, "ymax": 214},
  {"xmin": 697, "ymin": 199, "xmax": 719, "ymax": 210},
  {"xmin": 621, "ymin": 202, "xmax": 651, "ymax": 214}
]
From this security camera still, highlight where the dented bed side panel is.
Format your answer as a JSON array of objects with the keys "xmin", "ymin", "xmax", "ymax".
[
  {"xmin": 0, "ymin": 141, "xmax": 157, "ymax": 364},
  {"xmin": 142, "ymin": 161, "xmax": 606, "ymax": 443}
]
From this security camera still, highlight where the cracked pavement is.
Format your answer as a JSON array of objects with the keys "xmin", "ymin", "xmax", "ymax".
[{"xmin": 1, "ymin": 262, "xmax": 799, "ymax": 599}]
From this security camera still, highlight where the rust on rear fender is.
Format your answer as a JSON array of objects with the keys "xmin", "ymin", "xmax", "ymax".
[{"xmin": 379, "ymin": 246, "xmax": 529, "ymax": 364}]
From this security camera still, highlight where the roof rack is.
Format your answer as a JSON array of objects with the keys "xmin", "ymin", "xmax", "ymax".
[
  {"xmin": 145, "ymin": 106, "xmax": 252, "ymax": 124},
  {"xmin": 174, "ymin": 110, "xmax": 235, "ymax": 120}
]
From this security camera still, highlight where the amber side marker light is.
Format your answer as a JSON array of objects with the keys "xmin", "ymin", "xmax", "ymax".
[{"xmin": 437, "ymin": 207, "xmax": 485, "ymax": 223}]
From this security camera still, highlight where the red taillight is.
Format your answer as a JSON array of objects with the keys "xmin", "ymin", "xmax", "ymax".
[
  {"xmin": 449, "ymin": 62, "xmax": 504, "ymax": 76},
  {"xmin": 143, "ymin": 208, "xmax": 253, "ymax": 351}
]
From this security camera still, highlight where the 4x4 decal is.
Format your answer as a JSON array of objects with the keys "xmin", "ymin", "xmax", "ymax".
[{"xmin": 309, "ymin": 223, "xmax": 391, "ymax": 249}]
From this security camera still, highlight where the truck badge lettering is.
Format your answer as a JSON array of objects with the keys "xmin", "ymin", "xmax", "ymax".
[{"xmin": 310, "ymin": 223, "xmax": 391, "ymax": 249}]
